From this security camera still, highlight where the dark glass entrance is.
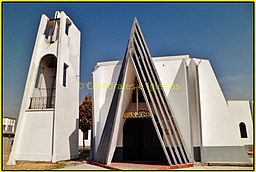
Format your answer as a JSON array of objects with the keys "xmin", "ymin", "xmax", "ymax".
[{"xmin": 123, "ymin": 118, "xmax": 165, "ymax": 162}]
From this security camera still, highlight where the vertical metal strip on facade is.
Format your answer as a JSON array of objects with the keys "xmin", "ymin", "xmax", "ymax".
[
  {"xmin": 131, "ymin": 50, "xmax": 174, "ymax": 165},
  {"xmin": 130, "ymin": 53, "xmax": 173, "ymax": 165},
  {"xmin": 133, "ymin": 26, "xmax": 190, "ymax": 163},
  {"xmin": 132, "ymin": 20, "xmax": 190, "ymax": 164},
  {"xmin": 134, "ymin": 21, "xmax": 191, "ymax": 163},
  {"xmin": 95, "ymin": 18, "xmax": 191, "ymax": 165},
  {"xmin": 133, "ymin": 34, "xmax": 184, "ymax": 164}
]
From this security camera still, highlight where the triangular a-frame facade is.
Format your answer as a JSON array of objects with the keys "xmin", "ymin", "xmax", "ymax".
[{"xmin": 94, "ymin": 18, "xmax": 192, "ymax": 166}]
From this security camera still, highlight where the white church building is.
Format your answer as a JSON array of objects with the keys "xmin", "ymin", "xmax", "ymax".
[
  {"xmin": 6, "ymin": 10, "xmax": 252, "ymax": 168},
  {"xmin": 91, "ymin": 19, "xmax": 253, "ymax": 166}
]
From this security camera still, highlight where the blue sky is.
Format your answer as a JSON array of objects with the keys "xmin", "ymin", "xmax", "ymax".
[{"xmin": 3, "ymin": 3, "xmax": 253, "ymax": 118}]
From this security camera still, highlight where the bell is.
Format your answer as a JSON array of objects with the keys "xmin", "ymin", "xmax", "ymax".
[{"xmin": 48, "ymin": 56, "xmax": 57, "ymax": 68}]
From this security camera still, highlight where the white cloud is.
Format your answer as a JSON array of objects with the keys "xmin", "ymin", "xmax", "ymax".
[
  {"xmin": 219, "ymin": 74, "xmax": 251, "ymax": 84},
  {"xmin": 218, "ymin": 74, "xmax": 253, "ymax": 100}
]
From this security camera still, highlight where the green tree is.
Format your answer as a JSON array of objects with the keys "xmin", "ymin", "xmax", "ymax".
[{"xmin": 79, "ymin": 95, "xmax": 92, "ymax": 146}]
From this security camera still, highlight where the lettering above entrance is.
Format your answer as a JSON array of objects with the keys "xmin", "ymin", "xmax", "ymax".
[{"xmin": 123, "ymin": 110, "xmax": 151, "ymax": 118}]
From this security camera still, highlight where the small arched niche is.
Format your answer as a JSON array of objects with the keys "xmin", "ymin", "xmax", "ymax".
[
  {"xmin": 239, "ymin": 122, "xmax": 248, "ymax": 138},
  {"xmin": 30, "ymin": 54, "xmax": 57, "ymax": 109}
]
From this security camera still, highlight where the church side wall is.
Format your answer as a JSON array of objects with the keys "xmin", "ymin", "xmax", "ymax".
[
  {"xmin": 227, "ymin": 101, "xmax": 253, "ymax": 146},
  {"xmin": 198, "ymin": 60, "xmax": 249, "ymax": 162}
]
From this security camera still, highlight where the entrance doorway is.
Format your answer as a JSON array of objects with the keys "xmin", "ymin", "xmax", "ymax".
[{"xmin": 123, "ymin": 118, "xmax": 166, "ymax": 162}]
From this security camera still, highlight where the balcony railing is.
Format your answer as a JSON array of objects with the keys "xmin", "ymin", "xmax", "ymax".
[{"xmin": 29, "ymin": 97, "xmax": 55, "ymax": 109}]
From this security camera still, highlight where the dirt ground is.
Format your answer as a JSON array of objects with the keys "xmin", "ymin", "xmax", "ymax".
[
  {"xmin": 2, "ymin": 148, "xmax": 90, "ymax": 170},
  {"xmin": 2, "ymin": 147, "xmax": 253, "ymax": 170}
]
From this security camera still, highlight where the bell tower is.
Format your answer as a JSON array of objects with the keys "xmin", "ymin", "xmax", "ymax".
[{"xmin": 8, "ymin": 11, "xmax": 80, "ymax": 165}]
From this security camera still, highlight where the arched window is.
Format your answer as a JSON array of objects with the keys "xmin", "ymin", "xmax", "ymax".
[
  {"xmin": 30, "ymin": 54, "xmax": 57, "ymax": 109},
  {"xmin": 239, "ymin": 122, "xmax": 248, "ymax": 138}
]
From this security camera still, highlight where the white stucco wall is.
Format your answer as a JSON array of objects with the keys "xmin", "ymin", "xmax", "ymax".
[
  {"xmin": 78, "ymin": 129, "xmax": 91, "ymax": 147},
  {"xmin": 52, "ymin": 11, "xmax": 80, "ymax": 163},
  {"xmin": 8, "ymin": 11, "xmax": 80, "ymax": 165},
  {"xmin": 228, "ymin": 100, "xmax": 253, "ymax": 145},
  {"xmin": 92, "ymin": 61, "xmax": 121, "ymax": 157},
  {"xmin": 15, "ymin": 110, "xmax": 54, "ymax": 161},
  {"xmin": 187, "ymin": 59, "xmax": 201, "ymax": 148},
  {"xmin": 197, "ymin": 60, "xmax": 244, "ymax": 147}
]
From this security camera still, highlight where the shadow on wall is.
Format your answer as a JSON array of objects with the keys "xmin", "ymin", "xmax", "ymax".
[
  {"xmin": 96, "ymin": 60, "xmax": 126, "ymax": 162},
  {"xmin": 69, "ymin": 118, "xmax": 79, "ymax": 159},
  {"xmin": 97, "ymin": 62, "xmax": 122, "ymax": 143},
  {"xmin": 90, "ymin": 129, "xmax": 95, "ymax": 160}
]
